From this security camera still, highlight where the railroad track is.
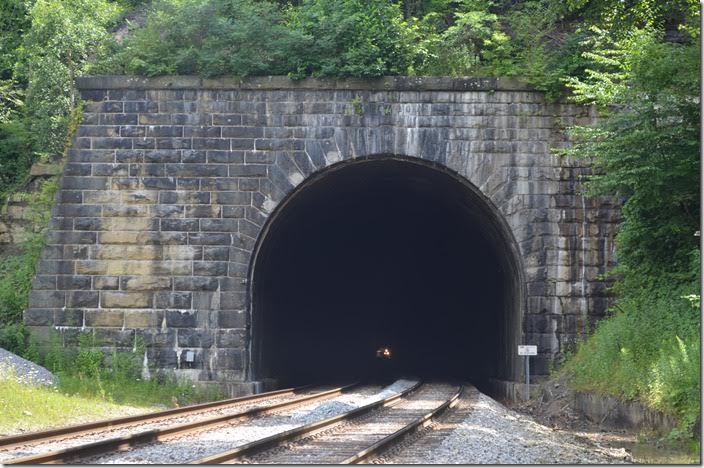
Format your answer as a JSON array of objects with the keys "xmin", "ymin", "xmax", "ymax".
[
  {"xmin": 0, "ymin": 384, "xmax": 308, "ymax": 453},
  {"xmin": 194, "ymin": 381, "xmax": 462, "ymax": 465},
  {"xmin": 2, "ymin": 383, "xmax": 360, "ymax": 464},
  {"xmin": 4, "ymin": 380, "xmax": 462, "ymax": 465},
  {"xmin": 369, "ymin": 385, "xmax": 479, "ymax": 464}
]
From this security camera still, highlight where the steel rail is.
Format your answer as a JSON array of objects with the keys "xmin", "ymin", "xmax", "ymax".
[
  {"xmin": 0, "ymin": 385, "xmax": 308, "ymax": 450},
  {"xmin": 5, "ymin": 382, "xmax": 358, "ymax": 465},
  {"xmin": 190, "ymin": 380, "xmax": 423, "ymax": 464},
  {"xmin": 342, "ymin": 384, "xmax": 463, "ymax": 464}
]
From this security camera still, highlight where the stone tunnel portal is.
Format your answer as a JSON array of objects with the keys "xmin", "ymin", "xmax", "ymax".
[{"xmin": 250, "ymin": 157, "xmax": 524, "ymax": 388}]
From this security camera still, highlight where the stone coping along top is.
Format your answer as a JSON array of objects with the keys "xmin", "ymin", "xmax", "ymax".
[{"xmin": 75, "ymin": 75, "xmax": 534, "ymax": 92}]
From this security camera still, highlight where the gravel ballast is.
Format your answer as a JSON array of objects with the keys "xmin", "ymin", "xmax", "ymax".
[
  {"xmin": 84, "ymin": 380, "xmax": 417, "ymax": 464},
  {"xmin": 288, "ymin": 379, "xmax": 416, "ymax": 426},
  {"xmin": 383, "ymin": 388, "xmax": 630, "ymax": 464},
  {"xmin": 0, "ymin": 348, "xmax": 56, "ymax": 387}
]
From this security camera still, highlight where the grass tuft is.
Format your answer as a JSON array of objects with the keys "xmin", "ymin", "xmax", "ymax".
[{"xmin": 0, "ymin": 370, "xmax": 154, "ymax": 436}]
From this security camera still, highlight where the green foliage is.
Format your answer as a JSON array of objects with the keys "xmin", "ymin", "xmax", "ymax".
[
  {"xmin": 0, "ymin": 0, "xmax": 30, "ymax": 81},
  {"xmin": 560, "ymin": 15, "xmax": 700, "ymax": 441},
  {"xmin": 16, "ymin": 0, "xmax": 120, "ymax": 157},
  {"xmin": 0, "ymin": 178, "xmax": 59, "ymax": 347},
  {"xmin": 0, "ymin": 248, "xmax": 42, "ymax": 326},
  {"xmin": 564, "ymin": 0, "xmax": 698, "ymax": 36},
  {"xmin": 0, "ymin": 0, "xmax": 118, "ymax": 209},
  {"xmin": 347, "ymin": 97, "xmax": 364, "ymax": 116},
  {"xmin": 115, "ymin": 0, "xmax": 152, "ymax": 6},
  {"xmin": 75, "ymin": 334, "xmax": 103, "ymax": 378},
  {"xmin": 17, "ymin": 0, "xmax": 120, "ymax": 80},
  {"xmin": 287, "ymin": 0, "xmax": 418, "ymax": 78},
  {"xmin": 97, "ymin": 0, "xmax": 657, "ymax": 98},
  {"xmin": 0, "ymin": 80, "xmax": 24, "ymax": 123},
  {"xmin": 564, "ymin": 29, "xmax": 700, "ymax": 279},
  {"xmin": 100, "ymin": 0, "xmax": 420, "ymax": 78},
  {"xmin": 55, "ymin": 367, "xmax": 225, "ymax": 408},
  {"xmin": 416, "ymin": 2, "xmax": 510, "ymax": 76},
  {"xmin": 0, "ymin": 0, "xmax": 103, "ymax": 349},
  {"xmin": 650, "ymin": 335, "xmax": 700, "ymax": 435},
  {"xmin": 563, "ymin": 276, "xmax": 700, "ymax": 439},
  {"xmin": 0, "ymin": 119, "xmax": 33, "ymax": 198},
  {"xmin": 43, "ymin": 331, "xmax": 72, "ymax": 374},
  {"xmin": 97, "ymin": 0, "xmax": 303, "ymax": 77},
  {"xmin": 0, "ymin": 324, "xmax": 31, "ymax": 357},
  {"xmin": 33, "ymin": 329, "xmax": 225, "ymax": 408},
  {"xmin": 498, "ymin": 0, "xmax": 590, "ymax": 97},
  {"xmin": 22, "ymin": 55, "xmax": 75, "ymax": 158},
  {"xmin": 108, "ymin": 349, "xmax": 141, "ymax": 381}
]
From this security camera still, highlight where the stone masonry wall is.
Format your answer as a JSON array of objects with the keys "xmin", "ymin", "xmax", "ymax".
[{"xmin": 24, "ymin": 76, "xmax": 620, "ymax": 393}]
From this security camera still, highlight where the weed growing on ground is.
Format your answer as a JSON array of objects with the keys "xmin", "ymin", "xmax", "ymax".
[
  {"xmin": 561, "ymin": 282, "xmax": 700, "ymax": 442},
  {"xmin": 0, "ymin": 369, "xmax": 153, "ymax": 435},
  {"xmin": 0, "ymin": 328, "xmax": 226, "ymax": 435},
  {"xmin": 36, "ymin": 329, "xmax": 226, "ymax": 409}
]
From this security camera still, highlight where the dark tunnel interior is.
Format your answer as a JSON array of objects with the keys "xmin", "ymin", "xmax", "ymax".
[{"xmin": 251, "ymin": 157, "xmax": 522, "ymax": 387}]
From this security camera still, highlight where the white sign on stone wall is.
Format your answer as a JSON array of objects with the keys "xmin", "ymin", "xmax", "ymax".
[
  {"xmin": 518, "ymin": 345, "xmax": 537, "ymax": 401},
  {"xmin": 517, "ymin": 345, "xmax": 537, "ymax": 356}
]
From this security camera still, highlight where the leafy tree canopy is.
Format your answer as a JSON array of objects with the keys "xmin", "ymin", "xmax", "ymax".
[{"xmin": 564, "ymin": 27, "xmax": 700, "ymax": 284}]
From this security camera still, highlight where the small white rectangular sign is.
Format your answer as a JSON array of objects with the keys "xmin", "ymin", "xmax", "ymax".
[{"xmin": 518, "ymin": 345, "xmax": 537, "ymax": 356}]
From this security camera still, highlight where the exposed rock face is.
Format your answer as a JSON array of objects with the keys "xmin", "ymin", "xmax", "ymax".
[
  {"xmin": 0, "ymin": 163, "xmax": 62, "ymax": 257},
  {"xmin": 24, "ymin": 76, "xmax": 619, "ymax": 394}
]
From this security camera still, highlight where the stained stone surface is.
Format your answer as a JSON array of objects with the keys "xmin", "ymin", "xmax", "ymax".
[{"xmin": 24, "ymin": 76, "xmax": 620, "ymax": 392}]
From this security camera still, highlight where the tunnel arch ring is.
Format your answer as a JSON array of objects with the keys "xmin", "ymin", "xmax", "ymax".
[{"xmin": 246, "ymin": 154, "xmax": 528, "ymax": 385}]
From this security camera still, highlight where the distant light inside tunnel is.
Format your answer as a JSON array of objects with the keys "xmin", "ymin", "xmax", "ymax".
[{"xmin": 376, "ymin": 347, "xmax": 392, "ymax": 359}]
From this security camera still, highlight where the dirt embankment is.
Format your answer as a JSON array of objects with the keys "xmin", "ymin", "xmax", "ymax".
[{"xmin": 509, "ymin": 373, "xmax": 698, "ymax": 464}]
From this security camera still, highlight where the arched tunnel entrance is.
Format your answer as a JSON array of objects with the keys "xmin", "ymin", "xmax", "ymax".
[{"xmin": 250, "ymin": 157, "xmax": 524, "ymax": 389}]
